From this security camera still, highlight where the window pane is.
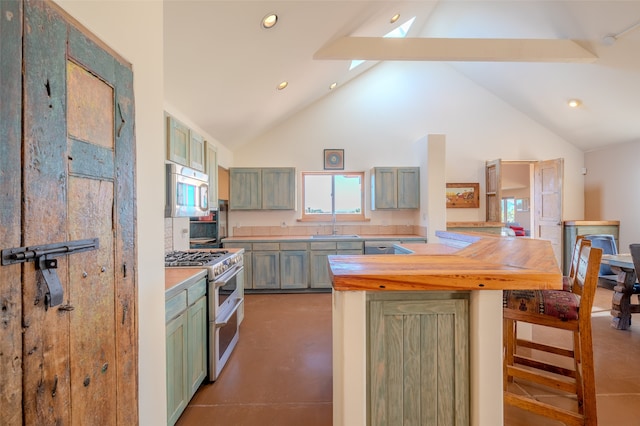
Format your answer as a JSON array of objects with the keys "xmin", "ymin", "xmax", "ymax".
[
  {"xmin": 335, "ymin": 174, "xmax": 362, "ymax": 214},
  {"xmin": 304, "ymin": 174, "xmax": 332, "ymax": 214}
]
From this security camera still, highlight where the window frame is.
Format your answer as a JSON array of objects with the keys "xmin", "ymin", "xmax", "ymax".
[{"xmin": 301, "ymin": 171, "xmax": 366, "ymax": 222}]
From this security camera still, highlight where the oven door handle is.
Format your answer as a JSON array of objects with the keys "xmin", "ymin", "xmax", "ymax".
[
  {"xmin": 213, "ymin": 264, "xmax": 243, "ymax": 288},
  {"xmin": 215, "ymin": 298, "xmax": 243, "ymax": 327}
]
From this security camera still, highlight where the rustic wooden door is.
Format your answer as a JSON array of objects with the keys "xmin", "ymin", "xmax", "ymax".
[
  {"xmin": 534, "ymin": 158, "xmax": 564, "ymax": 267},
  {"xmin": 485, "ymin": 159, "xmax": 502, "ymax": 222},
  {"xmin": 1, "ymin": 1, "xmax": 137, "ymax": 424}
]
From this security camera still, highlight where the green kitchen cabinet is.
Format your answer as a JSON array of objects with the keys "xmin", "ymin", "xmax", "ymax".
[
  {"xmin": 371, "ymin": 167, "xmax": 420, "ymax": 210},
  {"xmin": 166, "ymin": 114, "xmax": 206, "ymax": 172},
  {"xmin": 166, "ymin": 312, "xmax": 187, "ymax": 426},
  {"xmin": 310, "ymin": 241, "xmax": 363, "ymax": 288},
  {"xmin": 280, "ymin": 242, "xmax": 309, "ymax": 289},
  {"xmin": 252, "ymin": 243, "xmax": 280, "ymax": 289},
  {"xmin": 229, "ymin": 167, "xmax": 295, "ymax": 210},
  {"xmin": 166, "ymin": 275, "xmax": 207, "ymax": 425},
  {"xmin": 229, "ymin": 168, "xmax": 262, "ymax": 210},
  {"xmin": 205, "ymin": 141, "xmax": 218, "ymax": 204},
  {"xmin": 368, "ymin": 293, "xmax": 469, "ymax": 426},
  {"xmin": 189, "ymin": 130, "xmax": 205, "ymax": 172},
  {"xmin": 167, "ymin": 115, "xmax": 190, "ymax": 167}
]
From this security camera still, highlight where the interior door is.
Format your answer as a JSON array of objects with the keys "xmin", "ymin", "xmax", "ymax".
[
  {"xmin": 534, "ymin": 158, "xmax": 564, "ymax": 267},
  {"xmin": 485, "ymin": 159, "xmax": 502, "ymax": 222},
  {"xmin": 1, "ymin": 1, "xmax": 137, "ymax": 424}
]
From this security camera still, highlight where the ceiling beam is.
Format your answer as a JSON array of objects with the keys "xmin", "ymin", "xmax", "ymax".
[{"xmin": 314, "ymin": 37, "xmax": 597, "ymax": 63}]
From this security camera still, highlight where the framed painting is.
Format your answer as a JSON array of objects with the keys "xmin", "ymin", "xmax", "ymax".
[
  {"xmin": 446, "ymin": 183, "xmax": 480, "ymax": 208},
  {"xmin": 324, "ymin": 149, "xmax": 344, "ymax": 170}
]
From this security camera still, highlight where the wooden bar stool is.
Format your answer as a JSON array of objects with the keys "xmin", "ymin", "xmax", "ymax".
[{"xmin": 503, "ymin": 242, "xmax": 602, "ymax": 426}]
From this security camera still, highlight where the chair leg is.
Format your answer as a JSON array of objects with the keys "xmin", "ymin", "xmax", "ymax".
[
  {"xmin": 573, "ymin": 330, "xmax": 584, "ymax": 413},
  {"xmin": 579, "ymin": 326, "xmax": 598, "ymax": 425}
]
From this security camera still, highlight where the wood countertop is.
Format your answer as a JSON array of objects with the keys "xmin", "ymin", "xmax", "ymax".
[
  {"xmin": 563, "ymin": 220, "xmax": 620, "ymax": 226},
  {"xmin": 165, "ymin": 268, "xmax": 207, "ymax": 298},
  {"xmin": 328, "ymin": 231, "xmax": 561, "ymax": 292}
]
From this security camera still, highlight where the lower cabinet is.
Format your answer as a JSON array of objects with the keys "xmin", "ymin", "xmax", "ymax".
[
  {"xmin": 166, "ymin": 277, "xmax": 207, "ymax": 426},
  {"xmin": 280, "ymin": 242, "xmax": 309, "ymax": 289},
  {"xmin": 310, "ymin": 241, "xmax": 364, "ymax": 288},
  {"xmin": 252, "ymin": 243, "xmax": 280, "ymax": 289},
  {"xmin": 368, "ymin": 293, "xmax": 469, "ymax": 426}
]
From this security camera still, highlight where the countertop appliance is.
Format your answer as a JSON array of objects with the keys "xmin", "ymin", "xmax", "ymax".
[
  {"xmin": 165, "ymin": 163, "xmax": 209, "ymax": 218},
  {"xmin": 164, "ymin": 249, "xmax": 244, "ymax": 381}
]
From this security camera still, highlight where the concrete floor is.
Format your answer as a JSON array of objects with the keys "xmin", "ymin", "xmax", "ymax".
[{"xmin": 176, "ymin": 287, "xmax": 640, "ymax": 425}]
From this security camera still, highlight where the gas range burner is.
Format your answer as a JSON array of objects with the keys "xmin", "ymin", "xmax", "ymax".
[{"xmin": 165, "ymin": 250, "xmax": 229, "ymax": 267}]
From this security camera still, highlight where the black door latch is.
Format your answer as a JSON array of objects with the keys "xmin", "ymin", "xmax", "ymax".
[{"xmin": 2, "ymin": 238, "xmax": 99, "ymax": 307}]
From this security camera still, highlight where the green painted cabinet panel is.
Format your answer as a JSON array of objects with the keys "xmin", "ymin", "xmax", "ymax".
[
  {"xmin": 371, "ymin": 167, "xmax": 420, "ymax": 210},
  {"xmin": 187, "ymin": 296, "xmax": 207, "ymax": 399},
  {"xmin": 229, "ymin": 168, "xmax": 262, "ymax": 210},
  {"xmin": 281, "ymin": 250, "xmax": 309, "ymax": 289},
  {"xmin": 166, "ymin": 313, "xmax": 188, "ymax": 426},
  {"xmin": 229, "ymin": 167, "xmax": 295, "ymax": 210},
  {"xmin": 369, "ymin": 294, "xmax": 469, "ymax": 426},
  {"xmin": 205, "ymin": 141, "xmax": 218, "ymax": 202},
  {"xmin": 310, "ymin": 250, "xmax": 334, "ymax": 288},
  {"xmin": 262, "ymin": 168, "xmax": 296, "ymax": 210},
  {"xmin": 397, "ymin": 168, "xmax": 420, "ymax": 209},
  {"xmin": 253, "ymin": 251, "xmax": 280, "ymax": 289},
  {"xmin": 166, "ymin": 276, "xmax": 208, "ymax": 425},
  {"xmin": 189, "ymin": 131, "xmax": 205, "ymax": 172},
  {"xmin": 167, "ymin": 115, "xmax": 189, "ymax": 167}
]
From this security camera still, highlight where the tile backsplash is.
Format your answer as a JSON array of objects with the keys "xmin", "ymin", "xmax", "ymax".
[{"xmin": 164, "ymin": 217, "xmax": 190, "ymax": 252}]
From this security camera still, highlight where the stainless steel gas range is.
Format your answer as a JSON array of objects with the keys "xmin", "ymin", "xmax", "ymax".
[{"xmin": 165, "ymin": 249, "xmax": 244, "ymax": 381}]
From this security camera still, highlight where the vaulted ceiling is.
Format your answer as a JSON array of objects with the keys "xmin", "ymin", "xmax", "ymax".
[{"xmin": 164, "ymin": 1, "xmax": 640, "ymax": 153}]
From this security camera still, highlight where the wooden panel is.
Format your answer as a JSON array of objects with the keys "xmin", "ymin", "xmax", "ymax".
[
  {"xmin": 187, "ymin": 297, "xmax": 207, "ymax": 399},
  {"xmin": 166, "ymin": 292, "xmax": 188, "ymax": 323},
  {"xmin": 252, "ymin": 252, "xmax": 280, "ymax": 289},
  {"xmin": 166, "ymin": 314, "xmax": 188, "ymax": 425},
  {"xmin": 218, "ymin": 166, "xmax": 230, "ymax": 200},
  {"xmin": 68, "ymin": 177, "xmax": 117, "ymax": 424},
  {"xmin": 186, "ymin": 278, "xmax": 207, "ymax": 304},
  {"xmin": 280, "ymin": 251, "xmax": 309, "ymax": 289},
  {"xmin": 370, "ymin": 298, "xmax": 469, "ymax": 426},
  {"xmin": 22, "ymin": 3, "xmax": 70, "ymax": 423},
  {"xmin": 230, "ymin": 168, "xmax": 261, "ymax": 210},
  {"xmin": 310, "ymin": 250, "xmax": 334, "ymax": 288},
  {"xmin": 167, "ymin": 116, "xmax": 189, "ymax": 166},
  {"xmin": 67, "ymin": 60, "xmax": 114, "ymax": 148},
  {"xmin": 0, "ymin": 0, "xmax": 23, "ymax": 423},
  {"xmin": 189, "ymin": 130, "xmax": 205, "ymax": 172},
  {"xmin": 485, "ymin": 159, "xmax": 502, "ymax": 222},
  {"xmin": 397, "ymin": 168, "xmax": 420, "ymax": 209},
  {"xmin": 262, "ymin": 168, "xmax": 295, "ymax": 210},
  {"xmin": 372, "ymin": 167, "xmax": 397, "ymax": 209}
]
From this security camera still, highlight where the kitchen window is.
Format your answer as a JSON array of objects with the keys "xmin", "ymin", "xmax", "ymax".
[{"xmin": 301, "ymin": 171, "xmax": 365, "ymax": 221}]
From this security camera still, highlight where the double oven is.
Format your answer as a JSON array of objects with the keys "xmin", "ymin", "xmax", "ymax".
[{"xmin": 165, "ymin": 249, "xmax": 244, "ymax": 381}]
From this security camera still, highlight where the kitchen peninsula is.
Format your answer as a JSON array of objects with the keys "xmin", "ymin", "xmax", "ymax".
[{"xmin": 329, "ymin": 231, "xmax": 562, "ymax": 426}]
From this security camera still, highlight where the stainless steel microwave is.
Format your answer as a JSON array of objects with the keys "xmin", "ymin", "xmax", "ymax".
[{"xmin": 165, "ymin": 163, "xmax": 209, "ymax": 217}]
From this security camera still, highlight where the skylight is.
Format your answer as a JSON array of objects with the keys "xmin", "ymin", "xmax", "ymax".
[{"xmin": 349, "ymin": 16, "xmax": 416, "ymax": 70}]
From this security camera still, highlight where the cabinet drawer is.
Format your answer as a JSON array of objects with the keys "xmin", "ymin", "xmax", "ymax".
[
  {"xmin": 166, "ymin": 291, "xmax": 187, "ymax": 323},
  {"xmin": 337, "ymin": 241, "xmax": 363, "ymax": 250},
  {"xmin": 187, "ymin": 277, "xmax": 207, "ymax": 305},
  {"xmin": 280, "ymin": 242, "xmax": 308, "ymax": 251},
  {"xmin": 253, "ymin": 242, "xmax": 280, "ymax": 251},
  {"xmin": 310, "ymin": 241, "xmax": 337, "ymax": 250},
  {"xmin": 224, "ymin": 242, "xmax": 252, "ymax": 251}
]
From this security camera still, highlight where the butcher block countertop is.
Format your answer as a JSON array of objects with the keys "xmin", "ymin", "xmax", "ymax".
[
  {"xmin": 165, "ymin": 268, "xmax": 207, "ymax": 299},
  {"xmin": 328, "ymin": 231, "xmax": 561, "ymax": 292}
]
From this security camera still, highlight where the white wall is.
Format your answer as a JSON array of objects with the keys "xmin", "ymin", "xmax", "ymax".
[
  {"xmin": 233, "ymin": 60, "xmax": 586, "ymax": 229},
  {"xmin": 585, "ymin": 140, "xmax": 640, "ymax": 251},
  {"xmin": 53, "ymin": 1, "xmax": 167, "ymax": 424}
]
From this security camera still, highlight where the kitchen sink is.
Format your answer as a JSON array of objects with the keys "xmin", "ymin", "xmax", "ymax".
[{"xmin": 311, "ymin": 234, "xmax": 360, "ymax": 239}]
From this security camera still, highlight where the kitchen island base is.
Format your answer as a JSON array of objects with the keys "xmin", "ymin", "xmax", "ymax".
[{"xmin": 332, "ymin": 289, "xmax": 504, "ymax": 426}]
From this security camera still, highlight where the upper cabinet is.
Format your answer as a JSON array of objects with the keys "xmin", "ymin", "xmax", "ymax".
[
  {"xmin": 371, "ymin": 167, "xmax": 420, "ymax": 210},
  {"xmin": 205, "ymin": 141, "xmax": 218, "ymax": 203},
  {"xmin": 166, "ymin": 114, "xmax": 206, "ymax": 173},
  {"xmin": 230, "ymin": 167, "xmax": 295, "ymax": 210}
]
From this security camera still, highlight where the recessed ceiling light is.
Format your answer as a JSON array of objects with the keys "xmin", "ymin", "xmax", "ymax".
[
  {"xmin": 390, "ymin": 13, "xmax": 400, "ymax": 24},
  {"xmin": 329, "ymin": 82, "xmax": 338, "ymax": 90},
  {"xmin": 262, "ymin": 13, "xmax": 278, "ymax": 29},
  {"xmin": 568, "ymin": 99, "xmax": 582, "ymax": 108},
  {"xmin": 277, "ymin": 81, "xmax": 288, "ymax": 91}
]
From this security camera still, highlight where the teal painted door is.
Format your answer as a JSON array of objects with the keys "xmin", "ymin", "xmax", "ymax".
[
  {"xmin": 369, "ymin": 297, "xmax": 469, "ymax": 426},
  {"xmin": 0, "ymin": 1, "xmax": 137, "ymax": 424}
]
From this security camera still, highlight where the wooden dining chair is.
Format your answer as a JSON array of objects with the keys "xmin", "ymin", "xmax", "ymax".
[
  {"xmin": 564, "ymin": 235, "xmax": 586, "ymax": 291},
  {"xmin": 503, "ymin": 242, "xmax": 602, "ymax": 426}
]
